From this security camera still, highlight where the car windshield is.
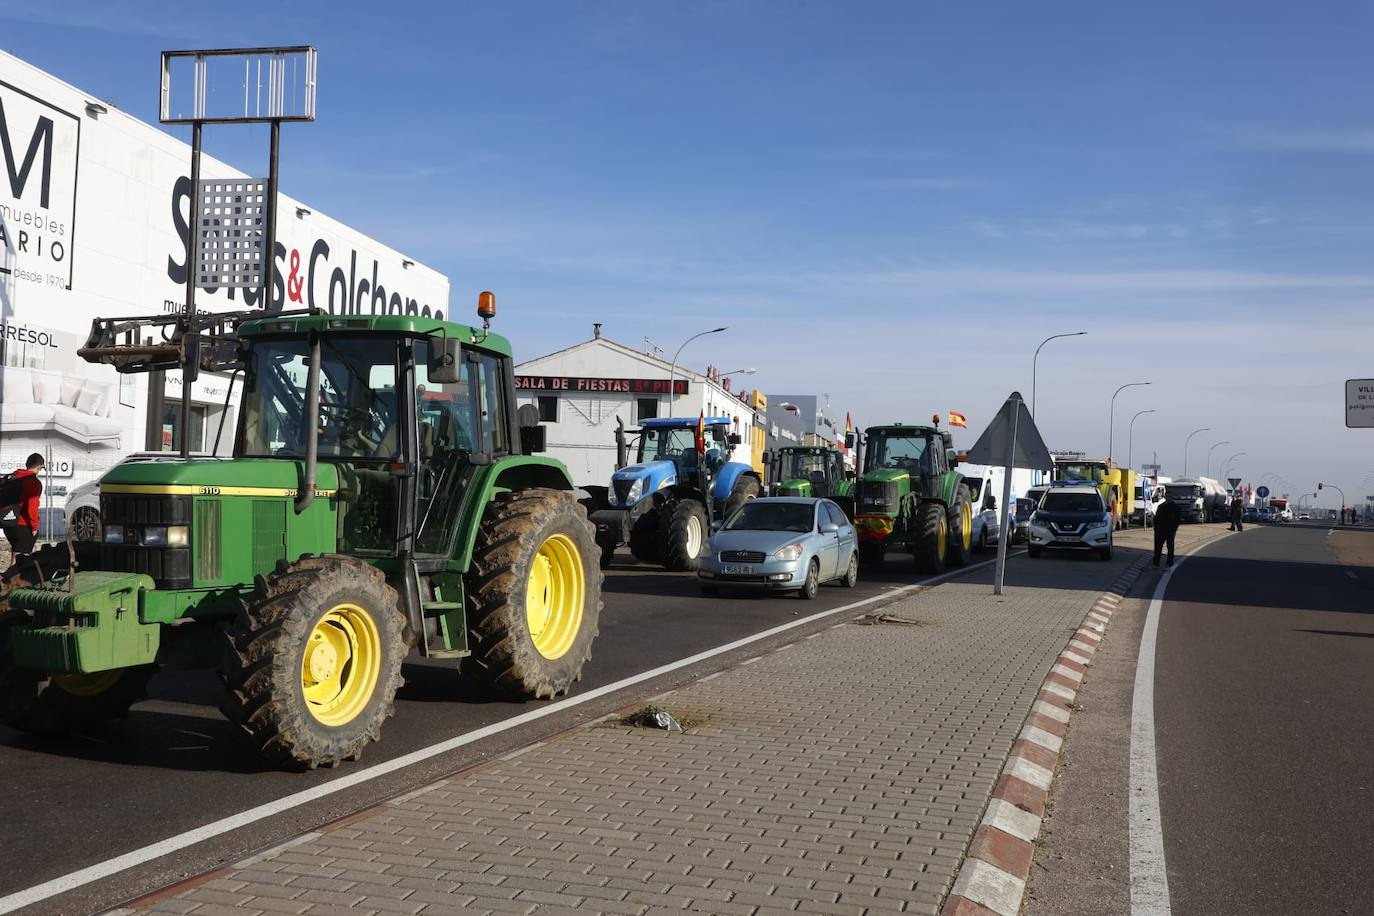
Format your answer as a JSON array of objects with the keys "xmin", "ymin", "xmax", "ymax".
[
  {"xmin": 1041, "ymin": 492, "xmax": 1103, "ymax": 513},
  {"xmin": 1166, "ymin": 484, "xmax": 1202, "ymax": 498},
  {"xmin": 723, "ymin": 502, "xmax": 815, "ymax": 533},
  {"xmin": 1015, "ymin": 498, "xmax": 1035, "ymax": 516},
  {"xmin": 781, "ymin": 450, "xmax": 830, "ymax": 480},
  {"xmin": 865, "ymin": 432, "xmax": 931, "ymax": 473}
]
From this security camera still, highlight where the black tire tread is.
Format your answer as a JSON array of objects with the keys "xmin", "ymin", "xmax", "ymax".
[
  {"xmin": 913, "ymin": 503, "xmax": 948, "ymax": 574},
  {"xmin": 220, "ymin": 554, "xmax": 406, "ymax": 771},
  {"xmin": 461, "ymin": 489, "xmax": 603, "ymax": 701},
  {"xmin": 660, "ymin": 498, "xmax": 708, "ymax": 572}
]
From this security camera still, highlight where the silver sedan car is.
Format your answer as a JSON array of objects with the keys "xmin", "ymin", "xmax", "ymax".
[{"xmin": 697, "ymin": 497, "xmax": 859, "ymax": 599}]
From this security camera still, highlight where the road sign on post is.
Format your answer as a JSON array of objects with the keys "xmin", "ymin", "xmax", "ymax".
[
  {"xmin": 965, "ymin": 391, "xmax": 1053, "ymax": 596},
  {"xmin": 1257, "ymin": 486, "xmax": 1270, "ymax": 499},
  {"xmin": 1228, "ymin": 477, "xmax": 1242, "ymax": 490},
  {"xmin": 1345, "ymin": 379, "xmax": 1374, "ymax": 428}
]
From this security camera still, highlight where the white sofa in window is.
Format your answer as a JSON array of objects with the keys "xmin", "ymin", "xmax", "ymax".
[{"xmin": 0, "ymin": 367, "xmax": 124, "ymax": 447}]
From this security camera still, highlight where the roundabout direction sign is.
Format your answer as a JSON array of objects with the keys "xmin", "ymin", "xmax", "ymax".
[{"xmin": 1257, "ymin": 485, "xmax": 1270, "ymax": 499}]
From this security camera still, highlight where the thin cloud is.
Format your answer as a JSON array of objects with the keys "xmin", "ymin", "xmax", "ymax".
[
  {"xmin": 866, "ymin": 177, "xmax": 984, "ymax": 191},
  {"xmin": 1246, "ymin": 127, "xmax": 1374, "ymax": 154}
]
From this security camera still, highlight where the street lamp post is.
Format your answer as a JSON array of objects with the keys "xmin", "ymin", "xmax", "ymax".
[
  {"xmin": 1222, "ymin": 452, "xmax": 1246, "ymax": 482},
  {"xmin": 1205, "ymin": 441, "xmax": 1231, "ymax": 479},
  {"xmin": 1107, "ymin": 382, "xmax": 1151, "ymax": 464},
  {"xmin": 1183, "ymin": 427, "xmax": 1211, "ymax": 476},
  {"xmin": 1032, "ymin": 331, "xmax": 1088, "ymax": 418},
  {"xmin": 1125, "ymin": 408, "xmax": 1156, "ymax": 468},
  {"xmin": 666, "ymin": 326, "xmax": 727, "ymax": 412}
]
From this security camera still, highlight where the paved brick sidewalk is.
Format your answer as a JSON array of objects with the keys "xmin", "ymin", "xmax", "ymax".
[{"xmin": 124, "ymin": 541, "xmax": 1167, "ymax": 916}]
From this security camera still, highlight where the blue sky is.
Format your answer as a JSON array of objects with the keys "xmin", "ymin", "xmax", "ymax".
[{"xmin": 4, "ymin": 1, "xmax": 1373, "ymax": 503}]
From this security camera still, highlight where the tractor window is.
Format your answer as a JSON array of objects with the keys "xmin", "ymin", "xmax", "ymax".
[
  {"xmin": 782, "ymin": 450, "xmax": 829, "ymax": 481},
  {"xmin": 639, "ymin": 427, "xmax": 698, "ymax": 464},
  {"xmin": 865, "ymin": 433, "xmax": 929, "ymax": 473},
  {"xmin": 240, "ymin": 336, "xmax": 399, "ymax": 460}
]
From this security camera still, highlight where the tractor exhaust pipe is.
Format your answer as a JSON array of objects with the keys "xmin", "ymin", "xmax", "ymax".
[
  {"xmin": 615, "ymin": 417, "xmax": 628, "ymax": 470},
  {"xmin": 295, "ymin": 333, "xmax": 322, "ymax": 514}
]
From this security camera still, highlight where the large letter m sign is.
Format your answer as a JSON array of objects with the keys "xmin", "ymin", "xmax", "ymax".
[{"xmin": 0, "ymin": 96, "xmax": 54, "ymax": 208}]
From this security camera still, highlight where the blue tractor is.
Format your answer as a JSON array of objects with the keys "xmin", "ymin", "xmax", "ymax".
[{"xmin": 589, "ymin": 417, "xmax": 763, "ymax": 570}]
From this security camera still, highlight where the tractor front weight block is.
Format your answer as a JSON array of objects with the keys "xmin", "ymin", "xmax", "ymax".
[{"xmin": 8, "ymin": 572, "xmax": 161, "ymax": 674}]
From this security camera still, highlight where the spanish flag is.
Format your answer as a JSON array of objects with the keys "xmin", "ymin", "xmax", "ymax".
[
  {"xmin": 948, "ymin": 411, "xmax": 968, "ymax": 429},
  {"xmin": 695, "ymin": 410, "xmax": 707, "ymax": 454}
]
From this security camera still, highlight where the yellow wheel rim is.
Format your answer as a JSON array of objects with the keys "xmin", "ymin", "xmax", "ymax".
[
  {"xmin": 960, "ymin": 501, "xmax": 973, "ymax": 551},
  {"xmin": 52, "ymin": 670, "xmax": 122, "ymax": 697},
  {"xmin": 301, "ymin": 603, "xmax": 381, "ymax": 727},
  {"xmin": 526, "ymin": 533, "xmax": 585, "ymax": 661},
  {"xmin": 936, "ymin": 515, "xmax": 948, "ymax": 559}
]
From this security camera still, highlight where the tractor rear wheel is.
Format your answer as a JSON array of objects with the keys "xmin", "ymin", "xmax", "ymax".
[
  {"xmin": 221, "ymin": 555, "xmax": 407, "ymax": 770},
  {"xmin": 661, "ymin": 498, "xmax": 709, "ymax": 572},
  {"xmin": 628, "ymin": 508, "xmax": 662, "ymax": 564},
  {"xmin": 946, "ymin": 485, "xmax": 973, "ymax": 568},
  {"xmin": 723, "ymin": 476, "xmax": 761, "ymax": 518},
  {"xmin": 462, "ymin": 489, "xmax": 603, "ymax": 700},
  {"xmin": 913, "ymin": 503, "xmax": 949, "ymax": 574}
]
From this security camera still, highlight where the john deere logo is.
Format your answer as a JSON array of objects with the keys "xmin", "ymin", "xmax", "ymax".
[{"xmin": 0, "ymin": 79, "xmax": 80, "ymax": 290}]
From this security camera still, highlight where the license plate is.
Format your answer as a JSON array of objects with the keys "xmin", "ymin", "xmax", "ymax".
[
  {"xmin": 1057, "ymin": 534, "xmax": 1081, "ymax": 542},
  {"xmin": 722, "ymin": 564, "xmax": 756, "ymax": 575}
]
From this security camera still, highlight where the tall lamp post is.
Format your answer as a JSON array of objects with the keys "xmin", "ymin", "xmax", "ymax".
[
  {"xmin": 1032, "ymin": 331, "xmax": 1088, "ymax": 418},
  {"xmin": 1205, "ymin": 441, "xmax": 1231, "ymax": 479},
  {"xmin": 1183, "ymin": 427, "xmax": 1211, "ymax": 476},
  {"xmin": 1107, "ymin": 382, "xmax": 1151, "ymax": 464},
  {"xmin": 666, "ymin": 326, "xmax": 727, "ymax": 412},
  {"xmin": 1222, "ymin": 452, "xmax": 1246, "ymax": 482},
  {"xmin": 1126, "ymin": 409, "xmax": 1155, "ymax": 468}
]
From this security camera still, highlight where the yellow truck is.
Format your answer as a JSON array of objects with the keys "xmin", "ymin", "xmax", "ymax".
[{"xmin": 1050, "ymin": 453, "xmax": 1136, "ymax": 529}]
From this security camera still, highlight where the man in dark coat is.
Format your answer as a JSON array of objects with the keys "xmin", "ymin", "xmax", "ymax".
[
  {"xmin": 1154, "ymin": 496, "xmax": 1181, "ymax": 568},
  {"xmin": 1228, "ymin": 494, "xmax": 1245, "ymax": 532}
]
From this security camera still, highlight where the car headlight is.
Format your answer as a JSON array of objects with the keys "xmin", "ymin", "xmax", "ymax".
[
  {"xmin": 1086, "ymin": 520, "xmax": 1110, "ymax": 531},
  {"xmin": 104, "ymin": 524, "xmax": 125, "ymax": 543},
  {"xmin": 166, "ymin": 525, "xmax": 190, "ymax": 547},
  {"xmin": 141, "ymin": 526, "xmax": 168, "ymax": 546},
  {"xmin": 774, "ymin": 543, "xmax": 804, "ymax": 562}
]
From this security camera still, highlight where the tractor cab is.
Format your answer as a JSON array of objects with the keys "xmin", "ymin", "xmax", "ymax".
[{"xmin": 767, "ymin": 446, "xmax": 850, "ymax": 500}]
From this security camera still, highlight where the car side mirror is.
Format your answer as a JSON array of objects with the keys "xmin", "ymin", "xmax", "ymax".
[
  {"xmin": 428, "ymin": 337, "xmax": 462, "ymax": 384},
  {"xmin": 988, "ymin": 496, "xmax": 997, "ymax": 510},
  {"xmin": 710, "ymin": 519, "xmax": 724, "ymax": 532},
  {"xmin": 516, "ymin": 403, "xmax": 545, "ymax": 453},
  {"xmin": 845, "ymin": 432, "xmax": 856, "ymax": 449},
  {"xmin": 820, "ymin": 522, "xmax": 839, "ymax": 533}
]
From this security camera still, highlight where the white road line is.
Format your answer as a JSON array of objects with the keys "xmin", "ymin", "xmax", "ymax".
[
  {"xmin": 0, "ymin": 552, "xmax": 1016, "ymax": 915},
  {"xmin": 1130, "ymin": 558, "xmax": 1180, "ymax": 916}
]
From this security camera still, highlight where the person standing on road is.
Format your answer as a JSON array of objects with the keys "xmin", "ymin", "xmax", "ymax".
[
  {"xmin": 0, "ymin": 453, "xmax": 45, "ymax": 560},
  {"xmin": 1229, "ymin": 493, "xmax": 1245, "ymax": 532},
  {"xmin": 1154, "ymin": 495, "xmax": 1181, "ymax": 567}
]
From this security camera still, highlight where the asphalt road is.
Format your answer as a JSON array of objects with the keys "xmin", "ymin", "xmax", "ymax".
[
  {"xmin": 0, "ymin": 544, "xmax": 979, "ymax": 915},
  {"xmin": 1154, "ymin": 523, "xmax": 1374, "ymax": 915}
]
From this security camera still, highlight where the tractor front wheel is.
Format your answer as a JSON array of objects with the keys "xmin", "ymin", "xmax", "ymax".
[
  {"xmin": 661, "ymin": 499, "xmax": 709, "ymax": 572},
  {"xmin": 946, "ymin": 485, "xmax": 974, "ymax": 568},
  {"xmin": 628, "ymin": 508, "xmax": 662, "ymax": 565},
  {"xmin": 462, "ymin": 489, "xmax": 603, "ymax": 700},
  {"xmin": 913, "ymin": 503, "xmax": 949, "ymax": 575},
  {"xmin": 221, "ymin": 555, "xmax": 407, "ymax": 770}
]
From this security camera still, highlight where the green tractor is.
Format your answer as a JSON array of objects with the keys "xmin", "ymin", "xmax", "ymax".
[
  {"xmin": 848, "ymin": 421, "xmax": 974, "ymax": 573},
  {"xmin": 0, "ymin": 295, "xmax": 602, "ymax": 770},
  {"xmin": 765, "ymin": 445, "xmax": 856, "ymax": 515}
]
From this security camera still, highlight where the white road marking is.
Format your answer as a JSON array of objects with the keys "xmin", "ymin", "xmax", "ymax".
[
  {"xmin": 0, "ymin": 552, "xmax": 1015, "ymax": 914},
  {"xmin": 1130, "ymin": 557, "xmax": 1179, "ymax": 916}
]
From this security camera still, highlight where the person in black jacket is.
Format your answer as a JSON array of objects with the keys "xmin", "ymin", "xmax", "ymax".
[{"xmin": 1153, "ymin": 497, "xmax": 1181, "ymax": 568}]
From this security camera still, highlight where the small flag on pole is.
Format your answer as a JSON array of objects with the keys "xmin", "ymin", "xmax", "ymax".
[
  {"xmin": 949, "ymin": 411, "xmax": 968, "ymax": 429},
  {"xmin": 695, "ymin": 410, "xmax": 707, "ymax": 454}
]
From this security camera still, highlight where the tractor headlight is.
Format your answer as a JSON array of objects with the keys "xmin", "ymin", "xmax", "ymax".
[
  {"xmin": 104, "ymin": 524, "xmax": 125, "ymax": 543},
  {"xmin": 774, "ymin": 543, "xmax": 805, "ymax": 562},
  {"xmin": 624, "ymin": 478, "xmax": 644, "ymax": 504},
  {"xmin": 166, "ymin": 525, "xmax": 190, "ymax": 547},
  {"xmin": 141, "ymin": 526, "xmax": 169, "ymax": 546}
]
